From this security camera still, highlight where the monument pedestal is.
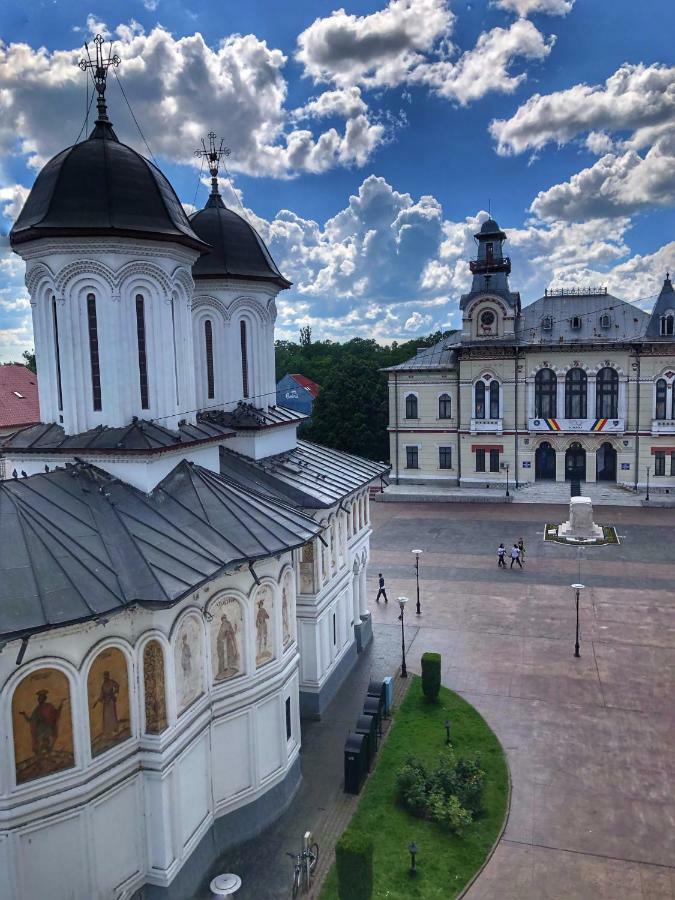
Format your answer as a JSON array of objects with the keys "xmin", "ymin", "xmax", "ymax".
[{"xmin": 559, "ymin": 496, "xmax": 603, "ymax": 541}]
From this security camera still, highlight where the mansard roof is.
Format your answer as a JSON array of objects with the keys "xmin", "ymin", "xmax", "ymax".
[
  {"xmin": 383, "ymin": 340, "xmax": 459, "ymax": 371},
  {"xmin": 515, "ymin": 290, "xmax": 650, "ymax": 344},
  {"xmin": 644, "ymin": 274, "xmax": 675, "ymax": 340},
  {"xmin": 0, "ymin": 460, "xmax": 320, "ymax": 641}
]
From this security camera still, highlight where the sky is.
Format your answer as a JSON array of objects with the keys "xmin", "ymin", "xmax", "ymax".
[{"xmin": 1, "ymin": 0, "xmax": 674, "ymax": 360}]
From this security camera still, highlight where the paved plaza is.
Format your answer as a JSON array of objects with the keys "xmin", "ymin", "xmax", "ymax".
[{"xmin": 368, "ymin": 499, "xmax": 675, "ymax": 899}]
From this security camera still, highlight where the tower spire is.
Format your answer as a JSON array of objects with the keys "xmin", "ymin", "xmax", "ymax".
[
  {"xmin": 79, "ymin": 34, "xmax": 120, "ymax": 124},
  {"xmin": 194, "ymin": 133, "xmax": 230, "ymax": 207}
]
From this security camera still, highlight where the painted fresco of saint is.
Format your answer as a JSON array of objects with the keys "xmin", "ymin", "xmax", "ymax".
[
  {"xmin": 87, "ymin": 648, "xmax": 132, "ymax": 757},
  {"xmin": 216, "ymin": 612, "xmax": 240, "ymax": 679},
  {"xmin": 13, "ymin": 669, "xmax": 75, "ymax": 784},
  {"xmin": 256, "ymin": 594, "xmax": 272, "ymax": 666}
]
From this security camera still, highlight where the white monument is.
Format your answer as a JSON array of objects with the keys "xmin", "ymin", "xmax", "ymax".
[{"xmin": 559, "ymin": 496, "xmax": 603, "ymax": 541}]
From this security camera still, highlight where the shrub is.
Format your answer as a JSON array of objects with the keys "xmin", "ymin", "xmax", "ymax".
[
  {"xmin": 336, "ymin": 829, "xmax": 373, "ymax": 900},
  {"xmin": 421, "ymin": 652, "xmax": 441, "ymax": 702}
]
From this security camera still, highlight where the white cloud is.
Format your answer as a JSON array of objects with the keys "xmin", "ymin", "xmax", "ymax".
[
  {"xmin": 0, "ymin": 185, "xmax": 30, "ymax": 221},
  {"xmin": 585, "ymin": 130, "xmax": 614, "ymax": 155},
  {"xmin": 0, "ymin": 24, "xmax": 385, "ymax": 178},
  {"xmin": 296, "ymin": 0, "xmax": 454, "ymax": 88},
  {"xmin": 404, "ymin": 311, "xmax": 432, "ymax": 330},
  {"xmin": 142, "ymin": 0, "xmax": 159, "ymax": 10},
  {"xmin": 492, "ymin": 0, "xmax": 573, "ymax": 16}
]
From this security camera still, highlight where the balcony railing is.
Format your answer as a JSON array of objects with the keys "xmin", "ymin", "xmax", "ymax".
[
  {"xmin": 652, "ymin": 419, "xmax": 675, "ymax": 434},
  {"xmin": 469, "ymin": 256, "xmax": 511, "ymax": 274},
  {"xmin": 470, "ymin": 418, "xmax": 503, "ymax": 433}
]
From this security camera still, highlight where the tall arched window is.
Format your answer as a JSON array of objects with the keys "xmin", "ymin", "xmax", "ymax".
[
  {"xmin": 438, "ymin": 393, "xmax": 451, "ymax": 418},
  {"xmin": 87, "ymin": 293, "xmax": 101, "ymax": 411},
  {"xmin": 204, "ymin": 319, "xmax": 215, "ymax": 400},
  {"xmin": 52, "ymin": 298, "xmax": 63, "ymax": 412},
  {"xmin": 596, "ymin": 367, "xmax": 618, "ymax": 418},
  {"xmin": 565, "ymin": 368, "xmax": 587, "ymax": 419},
  {"xmin": 535, "ymin": 368, "xmax": 557, "ymax": 418},
  {"xmin": 240, "ymin": 320, "xmax": 249, "ymax": 398},
  {"xmin": 489, "ymin": 380, "xmax": 500, "ymax": 418},
  {"xmin": 660, "ymin": 315, "xmax": 674, "ymax": 336},
  {"xmin": 135, "ymin": 295, "xmax": 149, "ymax": 409},
  {"xmin": 655, "ymin": 378, "xmax": 667, "ymax": 419},
  {"xmin": 475, "ymin": 381, "xmax": 485, "ymax": 419},
  {"xmin": 405, "ymin": 393, "xmax": 418, "ymax": 418}
]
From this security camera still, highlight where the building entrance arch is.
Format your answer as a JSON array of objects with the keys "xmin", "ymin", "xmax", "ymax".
[
  {"xmin": 535, "ymin": 441, "xmax": 556, "ymax": 480},
  {"xmin": 596, "ymin": 442, "xmax": 617, "ymax": 481},
  {"xmin": 565, "ymin": 442, "xmax": 586, "ymax": 481}
]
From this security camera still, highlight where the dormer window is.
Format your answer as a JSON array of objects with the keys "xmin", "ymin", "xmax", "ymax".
[
  {"xmin": 542, "ymin": 316, "xmax": 553, "ymax": 331},
  {"xmin": 599, "ymin": 313, "xmax": 611, "ymax": 328},
  {"xmin": 571, "ymin": 315, "xmax": 582, "ymax": 330}
]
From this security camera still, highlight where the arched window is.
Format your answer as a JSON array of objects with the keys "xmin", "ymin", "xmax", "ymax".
[
  {"xmin": 660, "ymin": 315, "xmax": 674, "ymax": 336},
  {"xmin": 565, "ymin": 368, "xmax": 587, "ymax": 419},
  {"xmin": 475, "ymin": 381, "xmax": 485, "ymax": 419},
  {"xmin": 655, "ymin": 378, "xmax": 667, "ymax": 419},
  {"xmin": 204, "ymin": 319, "xmax": 215, "ymax": 400},
  {"xmin": 135, "ymin": 295, "xmax": 149, "ymax": 409},
  {"xmin": 489, "ymin": 380, "xmax": 500, "ymax": 418},
  {"xmin": 87, "ymin": 293, "xmax": 101, "ymax": 411},
  {"xmin": 596, "ymin": 367, "xmax": 618, "ymax": 418},
  {"xmin": 438, "ymin": 393, "xmax": 451, "ymax": 418},
  {"xmin": 405, "ymin": 393, "xmax": 418, "ymax": 419},
  {"xmin": 52, "ymin": 298, "xmax": 63, "ymax": 412},
  {"xmin": 240, "ymin": 320, "xmax": 249, "ymax": 398},
  {"xmin": 535, "ymin": 368, "xmax": 557, "ymax": 418}
]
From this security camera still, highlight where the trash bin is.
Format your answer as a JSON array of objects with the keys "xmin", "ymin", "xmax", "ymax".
[
  {"xmin": 355, "ymin": 714, "xmax": 378, "ymax": 768},
  {"xmin": 366, "ymin": 680, "xmax": 386, "ymax": 720},
  {"xmin": 382, "ymin": 676, "xmax": 394, "ymax": 717},
  {"xmin": 344, "ymin": 732, "xmax": 368, "ymax": 794},
  {"xmin": 362, "ymin": 696, "xmax": 381, "ymax": 736}
]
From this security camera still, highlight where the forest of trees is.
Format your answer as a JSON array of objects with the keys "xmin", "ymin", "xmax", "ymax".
[{"xmin": 275, "ymin": 328, "xmax": 451, "ymax": 462}]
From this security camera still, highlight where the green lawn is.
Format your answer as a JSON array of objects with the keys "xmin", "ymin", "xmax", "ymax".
[{"xmin": 319, "ymin": 677, "xmax": 509, "ymax": 900}]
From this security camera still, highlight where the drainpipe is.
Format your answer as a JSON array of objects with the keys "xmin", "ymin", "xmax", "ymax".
[
  {"xmin": 394, "ymin": 371, "xmax": 400, "ymax": 485},
  {"xmin": 633, "ymin": 346, "xmax": 640, "ymax": 491}
]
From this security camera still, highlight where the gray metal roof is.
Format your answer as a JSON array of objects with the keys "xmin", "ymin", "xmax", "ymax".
[
  {"xmin": 0, "ymin": 460, "xmax": 320, "ymax": 641},
  {"xmin": 200, "ymin": 404, "xmax": 307, "ymax": 431},
  {"xmin": 516, "ymin": 292, "xmax": 650, "ymax": 345},
  {"xmin": 383, "ymin": 340, "xmax": 459, "ymax": 372},
  {"xmin": 220, "ymin": 440, "xmax": 390, "ymax": 509},
  {"xmin": 644, "ymin": 275, "xmax": 675, "ymax": 341},
  {"xmin": 2, "ymin": 418, "xmax": 234, "ymax": 455}
]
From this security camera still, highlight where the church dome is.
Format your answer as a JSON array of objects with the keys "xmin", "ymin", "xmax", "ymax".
[
  {"xmin": 10, "ymin": 120, "xmax": 208, "ymax": 253},
  {"xmin": 189, "ymin": 192, "xmax": 291, "ymax": 288}
]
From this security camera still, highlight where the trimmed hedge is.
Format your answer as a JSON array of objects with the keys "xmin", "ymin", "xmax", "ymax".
[
  {"xmin": 421, "ymin": 652, "xmax": 441, "ymax": 701},
  {"xmin": 336, "ymin": 829, "xmax": 373, "ymax": 900}
]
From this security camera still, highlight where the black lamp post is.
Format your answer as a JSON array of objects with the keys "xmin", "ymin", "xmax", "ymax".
[
  {"xmin": 398, "ymin": 597, "xmax": 408, "ymax": 678},
  {"xmin": 571, "ymin": 583, "xmax": 584, "ymax": 658},
  {"xmin": 412, "ymin": 549, "xmax": 423, "ymax": 615},
  {"xmin": 408, "ymin": 842, "xmax": 418, "ymax": 877},
  {"xmin": 444, "ymin": 719, "xmax": 451, "ymax": 745},
  {"xmin": 505, "ymin": 462, "xmax": 510, "ymax": 498},
  {"xmin": 646, "ymin": 465, "xmax": 650, "ymax": 502}
]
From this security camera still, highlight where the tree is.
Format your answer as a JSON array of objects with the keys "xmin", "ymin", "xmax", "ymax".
[
  {"xmin": 22, "ymin": 350, "xmax": 36, "ymax": 373},
  {"xmin": 299, "ymin": 325, "xmax": 312, "ymax": 347}
]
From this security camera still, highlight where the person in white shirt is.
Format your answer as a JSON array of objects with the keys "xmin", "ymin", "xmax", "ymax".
[
  {"xmin": 510, "ymin": 544, "xmax": 522, "ymax": 569},
  {"xmin": 497, "ymin": 544, "xmax": 506, "ymax": 568}
]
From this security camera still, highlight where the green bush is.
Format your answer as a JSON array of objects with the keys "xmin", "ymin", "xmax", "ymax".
[
  {"xmin": 336, "ymin": 829, "xmax": 373, "ymax": 900},
  {"xmin": 421, "ymin": 652, "xmax": 441, "ymax": 702},
  {"xmin": 395, "ymin": 749, "xmax": 486, "ymax": 835}
]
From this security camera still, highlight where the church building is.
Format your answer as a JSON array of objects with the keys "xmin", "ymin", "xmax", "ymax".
[
  {"xmin": 0, "ymin": 39, "xmax": 386, "ymax": 900},
  {"xmin": 386, "ymin": 217, "xmax": 675, "ymax": 493}
]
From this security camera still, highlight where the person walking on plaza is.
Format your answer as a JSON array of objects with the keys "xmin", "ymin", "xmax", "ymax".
[
  {"xmin": 518, "ymin": 538, "xmax": 526, "ymax": 567},
  {"xmin": 376, "ymin": 573, "xmax": 388, "ymax": 603},
  {"xmin": 510, "ymin": 543, "xmax": 523, "ymax": 569},
  {"xmin": 497, "ymin": 543, "xmax": 507, "ymax": 568}
]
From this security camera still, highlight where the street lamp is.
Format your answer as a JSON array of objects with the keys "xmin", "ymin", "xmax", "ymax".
[
  {"xmin": 505, "ymin": 462, "xmax": 510, "ymax": 498},
  {"xmin": 571, "ymin": 583, "xmax": 584, "ymax": 658},
  {"xmin": 412, "ymin": 549, "xmax": 423, "ymax": 615},
  {"xmin": 444, "ymin": 719, "xmax": 451, "ymax": 745},
  {"xmin": 397, "ymin": 597, "xmax": 409, "ymax": 678},
  {"xmin": 408, "ymin": 842, "xmax": 418, "ymax": 877},
  {"xmin": 646, "ymin": 465, "xmax": 650, "ymax": 502}
]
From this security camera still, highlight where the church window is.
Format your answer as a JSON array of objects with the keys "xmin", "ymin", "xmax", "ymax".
[
  {"xmin": 535, "ymin": 368, "xmax": 557, "ymax": 418},
  {"xmin": 485, "ymin": 241, "xmax": 494, "ymax": 263},
  {"xmin": 654, "ymin": 452, "xmax": 665, "ymax": 476},
  {"xmin": 406, "ymin": 446, "xmax": 419, "ymax": 469},
  {"xmin": 475, "ymin": 448, "xmax": 485, "ymax": 472},
  {"xmin": 438, "ymin": 393, "xmax": 451, "ymax": 418},
  {"xmin": 565, "ymin": 368, "xmax": 587, "ymax": 418},
  {"xmin": 489, "ymin": 380, "xmax": 500, "ymax": 418},
  {"xmin": 405, "ymin": 393, "xmax": 418, "ymax": 418},
  {"xmin": 285, "ymin": 697, "xmax": 292, "ymax": 741},
  {"xmin": 571, "ymin": 315, "xmax": 582, "ymax": 330},
  {"xmin": 135, "ymin": 295, "xmax": 149, "ymax": 410},
  {"xmin": 87, "ymin": 293, "xmax": 102, "ymax": 411},
  {"xmin": 52, "ymin": 298, "xmax": 63, "ymax": 412},
  {"xmin": 240, "ymin": 320, "xmax": 250, "ymax": 398},
  {"xmin": 204, "ymin": 319, "xmax": 215, "ymax": 400},
  {"xmin": 439, "ymin": 446, "xmax": 452, "ymax": 469},
  {"xmin": 542, "ymin": 316, "xmax": 553, "ymax": 331},
  {"xmin": 475, "ymin": 381, "xmax": 485, "ymax": 419},
  {"xmin": 489, "ymin": 449, "xmax": 500, "ymax": 472},
  {"xmin": 596, "ymin": 367, "xmax": 618, "ymax": 418},
  {"xmin": 480, "ymin": 310, "xmax": 495, "ymax": 329},
  {"xmin": 655, "ymin": 378, "xmax": 667, "ymax": 419},
  {"xmin": 660, "ymin": 315, "xmax": 674, "ymax": 336},
  {"xmin": 170, "ymin": 297, "xmax": 179, "ymax": 405}
]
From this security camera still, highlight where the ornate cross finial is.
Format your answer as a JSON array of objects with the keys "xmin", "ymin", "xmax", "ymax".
[
  {"xmin": 194, "ymin": 133, "xmax": 231, "ymax": 197},
  {"xmin": 79, "ymin": 34, "xmax": 121, "ymax": 123}
]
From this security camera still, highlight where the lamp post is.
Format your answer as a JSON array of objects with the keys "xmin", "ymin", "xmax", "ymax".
[
  {"xmin": 412, "ymin": 549, "xmax": 423, "ymax": 615},
  {"xmin": 444, "ymin": 719, "xmax": 451, "ymax": 745},
  {"xmin": 505, "ymin": 462, "xmax": 510, "ymax": 498},
  {"xmin": 646, "ymin": 465, "xmax": 650, "ymax": 502},
  {"xmin": 408, "ymin": 841, "xmax": 418, "ymax": 876},
  {"xmin": 398, "ymin": 597, "xmax": 408, "ymax": 678},
  {"xmin": 571, "ymin": 583, "xmax": 584, "ymax": 658}
]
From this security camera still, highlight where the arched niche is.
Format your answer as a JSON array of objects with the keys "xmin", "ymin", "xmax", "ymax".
[
  {"xmin": 142, "ymin": 639, "xmax": 168, "ymax": 735},
  {"xmin": 281, "ymin": 569, "xmax": 294, "ymax": 648},
  {"xmin": 173, "ymin": 613, "xmax": 205, "ymax": 715},
  {"xmin": 87, "ymin": 646, "xmax": 132, "ymax": 758},
  {"xmin": 254, "ymin": 584, "xmax": 275, "ymax": 668},
  {"xmin": 208, "ymin": 595, "xmax": 245, "ymax": 683},
  {"xmin": 12, "ymin": 666, "xmax": 75, "ymax": 785}
]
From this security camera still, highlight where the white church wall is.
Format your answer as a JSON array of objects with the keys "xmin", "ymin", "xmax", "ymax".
[{"xmin": 227, "ymin": 421, "xmax": 298, "ymax": 459}]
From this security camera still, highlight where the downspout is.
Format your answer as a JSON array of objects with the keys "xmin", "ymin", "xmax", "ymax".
[
  {"xmin": 514, "ymin": 349, "xmax": 519, "ymax": 488},
  {"xmin": 394, "ymin": 371, "xmax": 400, "ymax": 485},
  {"xmin": 633, "ymin": 345, "xmax": 640, "ymax": 491}
]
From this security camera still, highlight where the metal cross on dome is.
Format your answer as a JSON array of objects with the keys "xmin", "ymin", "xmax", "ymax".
[
  {"xmin": 78, "ymin": 34, "xmax": 121, "ymax": 122},
  {"xmin": 195, "ymin": 133, "xmax": 231, "ymax": 196}
]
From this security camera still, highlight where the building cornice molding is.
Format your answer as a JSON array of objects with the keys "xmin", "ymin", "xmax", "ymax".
[{"xmin": 17, "ymin": 237, "xmax": 198, "ymax": 266}]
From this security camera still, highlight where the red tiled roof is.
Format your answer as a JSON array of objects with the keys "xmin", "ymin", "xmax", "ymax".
[
  {"xmin": 0, "ymin": 364, "xmax": 40, "ymax": 429},
  {"xmin": 290, "ymin": 373, "xmax": 321, "ymax": 398}
]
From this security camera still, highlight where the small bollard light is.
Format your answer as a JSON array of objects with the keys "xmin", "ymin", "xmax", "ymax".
[
  {"xmin": 408, "ymin": 841, "xmax": 418, "ymax": 877},
  {"xmin": 444, "ymin": 719, "xmax": 451, "ymax": 745}
]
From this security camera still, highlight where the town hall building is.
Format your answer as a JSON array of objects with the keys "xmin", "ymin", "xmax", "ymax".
[{"xmin": 386, "ymin": 218, "xmax": 675, "ymax": 492}]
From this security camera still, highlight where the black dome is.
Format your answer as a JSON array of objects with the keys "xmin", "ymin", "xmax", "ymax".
[
  {"xmin": 189, "ymin": 193, "xmax": 290, "ymax": 288},
  {"xmin": 10, "ymin": 120, "xmax": 208, "ymax": 253}
]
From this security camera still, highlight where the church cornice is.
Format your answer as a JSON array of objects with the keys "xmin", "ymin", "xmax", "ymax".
[{"xmin": 18, "ymin": 237, "xmax": 198, "ymax": 266}]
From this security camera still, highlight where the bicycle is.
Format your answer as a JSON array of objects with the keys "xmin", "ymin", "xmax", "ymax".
[{"xmin": 286, "ymin": 841, "xmax": 319, "ymax": 897}]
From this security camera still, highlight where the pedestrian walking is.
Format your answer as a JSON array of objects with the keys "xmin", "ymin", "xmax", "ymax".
[
  {"xmin": 518, "ymin": 537, "xmax": 526, "ymax": 567},
  {"xmin": 497, "ymin": 543, "xmax": 507, "ymax": 568},
  {"xmin": 510, "ymin": 544, "xmax": 523, "ymax": 569},
  {"xmin": 375, "ymin": 573, "xmax": 388, "ymax": 603}
]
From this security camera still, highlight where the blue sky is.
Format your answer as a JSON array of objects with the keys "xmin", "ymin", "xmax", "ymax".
[{"xmin": 1, "ymin": 0, "xmax": 674, "ymax": 359}]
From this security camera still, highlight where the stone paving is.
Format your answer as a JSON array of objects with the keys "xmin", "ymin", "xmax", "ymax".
[{"xmin": 367, "ymin": 500, "xmax": 675, "ymax": 899}]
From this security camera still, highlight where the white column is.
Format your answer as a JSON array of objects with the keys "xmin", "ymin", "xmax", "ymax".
[
  {"xmin": 359, "ymin": 567, "xmax": 368, "ymax": 618},
  {"xmin": 555, "ymin": 449, "xmax": 566, "ymax": 482},
  {"xmin": 557, "ymin": 379, "xmax": 565, "ymax": 420},
  {"xmin": 352, "ymin": 571, "xmax": 359, "ymax": 626},
  {"xmin": 618, "ymin": 379, "xmax": 628, "ymax": 421},
  {"xmin": 586, "ymin": 448, "xmax": 597, "ymax": 482},
  {"xmin": 526, "ymin": 379, "xmax": 535, "ymax": 418},
  {"xmin": 316, "ymin": 536, "xmax": 323, "ymax": 588}
]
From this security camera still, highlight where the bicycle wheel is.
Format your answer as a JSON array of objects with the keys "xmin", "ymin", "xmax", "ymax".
[
  {"xmin": 308, "ymin": 843, "xmax": 319, "ymax": 874},
  {"xmin": 292, "ymin": 865, "xmax": 301, "ymax": 899}
]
